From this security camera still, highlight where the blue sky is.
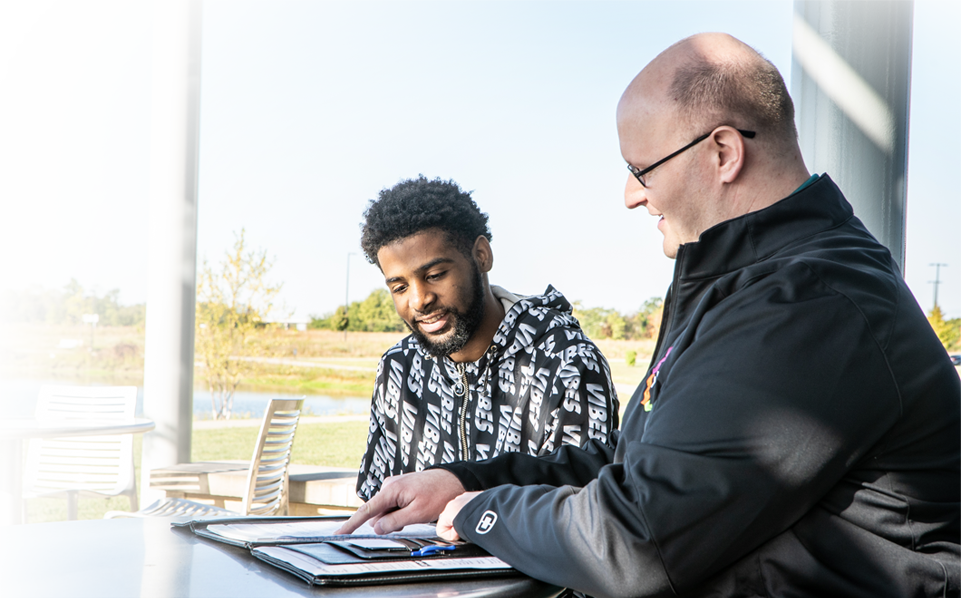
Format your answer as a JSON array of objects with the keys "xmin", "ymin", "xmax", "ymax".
[{"xmin": 0, "ymin": 0, "xmax": 957, "ymax": 321}]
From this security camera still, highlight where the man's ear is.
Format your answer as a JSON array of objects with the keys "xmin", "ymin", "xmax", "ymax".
[
  {"xmin": 472, "ymin": 236, "xmax": 494, "ymax": 273},
  {"xmin": 712, "ymin": 126, "xmax": 746, "ymax": 184}
]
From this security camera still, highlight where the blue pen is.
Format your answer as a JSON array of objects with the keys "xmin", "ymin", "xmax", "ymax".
[{"xmin": 411, "ymin": 545, "xmax": 456, "ymax": 557}]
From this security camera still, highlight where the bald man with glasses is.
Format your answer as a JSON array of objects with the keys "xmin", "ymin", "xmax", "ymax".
[{"xmin": 338, "ymin": 33, "xmax": 960, "ymax": 598}]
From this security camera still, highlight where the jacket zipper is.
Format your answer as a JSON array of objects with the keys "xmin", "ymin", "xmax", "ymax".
[
  {"xmin": 455, "ymin": 362, "xmax": 470, "ymax": 461},
  {"xmin": 649, "ymin": 251, "xmax": 681, "ymax": 369}
]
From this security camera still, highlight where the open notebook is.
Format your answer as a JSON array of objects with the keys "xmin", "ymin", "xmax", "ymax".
[{"xmin": 173, "ymin": 515, "xmax": 517, "ymax": 587}]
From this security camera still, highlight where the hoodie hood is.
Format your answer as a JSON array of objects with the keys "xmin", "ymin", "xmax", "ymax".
[{"xmin": 416, "ymin": 285, "xmax": 582, "ymax": 373}]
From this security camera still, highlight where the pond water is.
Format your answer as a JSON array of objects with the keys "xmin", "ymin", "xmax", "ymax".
[{"xmin": 0, "ymin": 379, "xmax": 371, "ymax": 420}]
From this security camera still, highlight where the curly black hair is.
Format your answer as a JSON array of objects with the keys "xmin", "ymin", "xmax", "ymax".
[{"xmin": 360, "ymin": 176, "xmax": 492, "ymax": 266}]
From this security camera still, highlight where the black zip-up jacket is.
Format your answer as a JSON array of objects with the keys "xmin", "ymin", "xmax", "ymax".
[
  {"xmin": 357, "ymin": 285, "xmax": 619, "ymax": 501},
  {"xmin": 443, "ymin": 176, "xmax": 960, "ymax": 597}
]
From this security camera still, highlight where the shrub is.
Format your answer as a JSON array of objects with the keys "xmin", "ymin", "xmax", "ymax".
[
  {"xmin": 101, "ymin": 342, "xmax": 143, "ymax": 372},
  {"xmin": 104, "ymin": 343, "xmax": 140, "ymax": 361}
]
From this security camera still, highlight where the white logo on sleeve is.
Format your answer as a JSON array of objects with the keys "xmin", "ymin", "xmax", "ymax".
[{"xmin": 475, "ymin": 510, "xmax": 498, "ymax": 534}]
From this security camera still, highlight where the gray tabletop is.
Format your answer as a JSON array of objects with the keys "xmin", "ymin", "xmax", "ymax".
[{"xmin": 0, "ymin": 517, "xmax": 562, "ymax": 598}]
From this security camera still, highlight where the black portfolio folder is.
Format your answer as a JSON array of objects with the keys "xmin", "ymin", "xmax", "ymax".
[{"xmin": 173, "ymin": 515, "xmax": 519, "ymax": 587}]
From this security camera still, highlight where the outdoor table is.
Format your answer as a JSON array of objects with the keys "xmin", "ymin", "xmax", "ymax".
[
  {"xmin": 149, "ymin": 461, "xmax": 364, "ymax": 515},
  {"xmin": 0, "ymin": 417, "xmax": 156, "ymax": 526},
  {"xmin": 0, "ymin": 517, "xmax": 562, "ymax": 598}
]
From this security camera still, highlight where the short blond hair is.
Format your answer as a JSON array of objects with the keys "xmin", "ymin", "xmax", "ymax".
[{"xmin": 669, "ymin": 49, "xmax": 796, "ymax": 142}]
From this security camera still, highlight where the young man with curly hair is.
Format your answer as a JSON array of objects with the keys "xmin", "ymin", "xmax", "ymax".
[{"xmin": 355, "ymin": 175, "xmax": 619, "ymax": 501}]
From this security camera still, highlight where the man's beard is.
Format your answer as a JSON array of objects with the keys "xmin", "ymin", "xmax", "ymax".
[{"xmin": 407, "ymin": 262, "xmax": 486, "ymax": 359}]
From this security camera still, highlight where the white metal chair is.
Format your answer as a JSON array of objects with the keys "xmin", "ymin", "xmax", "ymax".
[
  {"xmin": 24, "ymin": 385, "xmax": 140, "ymax": 520},
  {"xmin": 121, "ymin": 496, "xmax": 234, "ymax": 518},
  {"xmin": 107, "ymin": 398, "xmax": 304, "ymax": 518}
]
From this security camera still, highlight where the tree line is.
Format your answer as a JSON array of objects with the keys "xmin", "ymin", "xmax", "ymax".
[
  {"xmin": 0, "ymin": 274, "xmax": 961, "ymax": 351},
  {"xmin": 308, "ymin": 290, "xmax": 666, "ymax": 341},
  {"xmin": 0, "ymin": 280, "xmax": 145, "ymax": 327},
  {"xmin": 309, "ymin": 288, "xmax": 961, "ymax": 351},
  {"xmin": 572, "ymin": 298, "xmax": 663, "ymax": 341},
  {"xmin": 309, "ymin": 289, "xmax": 405, "ymax": 332}
]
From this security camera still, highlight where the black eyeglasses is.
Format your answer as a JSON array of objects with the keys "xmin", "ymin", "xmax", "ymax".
[{"xmin": 627, "ymin": 127, "xmax": 756, "ymax": 188}]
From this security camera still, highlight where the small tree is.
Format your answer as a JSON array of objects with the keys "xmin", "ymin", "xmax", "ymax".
[
  {"xmin": 195, "ymin": 230, "xmax": 282, "ymax": 420},
  {"xmin": 35, "ymin": 284, "xmax": 63, "ymax": 324},
  {"xmin": 572, "ymin": 302, "xmax": 616, "ymax": 339},
  {"xmin": 354, "ymin": 289, "xmax": 404, "ymax": 332},
  {"xmin": 637, "ymin": 297, "xmax": 664, "ymax": 340},
  {"xmin": 928, "ymin": 306, "xmax": 961, "ymax": 351},
  {"xmin": 606, "ymin": 311, "xmax": 627, "ymax": 340},
  {"xmin": 62, "ymin": 279, "xmax": 87, "ymax": 324}
]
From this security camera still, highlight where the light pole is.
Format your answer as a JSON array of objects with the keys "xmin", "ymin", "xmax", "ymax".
[
  {"xmin": 344, "ymin": 252, "xmax": 357, "ymax": 341},
  {"xmin": 929, "ymin": 263, "xmax": 948, "ymax": 311}
]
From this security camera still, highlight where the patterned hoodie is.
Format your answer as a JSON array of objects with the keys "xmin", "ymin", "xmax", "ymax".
[{"xmin": 357, "ymin": 285, "xmax": 620, "ymax": 501}]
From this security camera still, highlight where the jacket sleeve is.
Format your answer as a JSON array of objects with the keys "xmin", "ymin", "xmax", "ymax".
[
  {"xmin": 435, "ymin": 435, "xmax": 616, "ymax": 491},
  {"xmin": 536, "ymin": 331, "xmax": 620, "ymax": 454},
  {"xmin": 356, "ymin": 357, "xmax": 391, "ymax": 501},
  {"xmin": 452, "ymin": 277, "xmax": 903, "ymax": 597}
]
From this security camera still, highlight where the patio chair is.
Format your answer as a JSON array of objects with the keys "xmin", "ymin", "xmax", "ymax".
[
  {"xmin": 23, "ymin": 385, "xmax": 140, "ymax": 520},
  {"xmin": 106, "ymin": 398, "xmax": 304, "ymax": 518}
]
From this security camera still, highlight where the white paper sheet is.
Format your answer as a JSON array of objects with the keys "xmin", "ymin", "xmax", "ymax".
[
  {"xmin": 343, "ymin": 538, "xmax": 409, "ymax": 550},
  {"xmin": 205, "ymin": 520, "xmax": 440, "ymax": 543}
]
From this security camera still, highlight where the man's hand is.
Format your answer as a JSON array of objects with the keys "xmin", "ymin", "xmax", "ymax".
[
  {"xmin": 334, "ymin": 469, "xmax": 466, "ymax": 535},
  {"xmin": 436, "ymin": 491, "xmax": 481, "ymax": 541}
]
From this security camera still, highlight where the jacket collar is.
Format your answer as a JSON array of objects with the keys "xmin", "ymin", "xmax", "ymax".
[{"xmin": 675, "ymin": 174, "xmax": 854, "ymax": 280}]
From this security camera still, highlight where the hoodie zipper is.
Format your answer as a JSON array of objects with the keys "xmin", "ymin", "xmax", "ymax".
[{"xmin": 455, "ymin": 363, "xmax": 470, "ymax": 461}]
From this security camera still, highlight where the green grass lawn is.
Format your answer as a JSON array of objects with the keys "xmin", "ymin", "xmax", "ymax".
[{"xmin": 23, "ymin": 419, "xmax": 370, "ymax": 524}]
